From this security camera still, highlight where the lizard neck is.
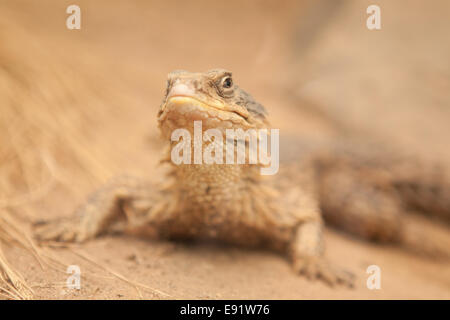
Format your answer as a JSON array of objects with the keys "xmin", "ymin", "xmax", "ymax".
[
  {"xmin": 162, "ymin": 136, "xmax": 263, "ymax": 215},
  {"xmin": 159, "ymin": 120, "xmax": 267, "ymax": 216},
  {"xmin": 170, "ymin": 162, "xmax": 260, "ymax": 209}
]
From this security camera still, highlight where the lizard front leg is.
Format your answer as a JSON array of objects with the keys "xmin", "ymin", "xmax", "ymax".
[
  {"xmin": 34, "ymin": 176, "xmax": 166, "ymax": 243},
  {"xmin": 271, "ymin": 165, "xmax": 355, "ymax": 287},
  {"xmin": 290, "ymin": 220, "xmax": 355, "ymax": 287}
]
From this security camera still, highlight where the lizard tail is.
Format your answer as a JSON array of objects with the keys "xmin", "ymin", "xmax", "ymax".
[
  {"xmin": 315, "ymin": 142, "xmax": 450, "ymax": 224},
  {"xmin": 399, "ymin": 214, "xmax": 450, "ymax": 260},
  {"xmin": 389, "ymin": 160, "xmax": 450, "ymax": 224},
  {"xmin": 316, "ymin": 154, "xmax": 450, "ymax": 260}
]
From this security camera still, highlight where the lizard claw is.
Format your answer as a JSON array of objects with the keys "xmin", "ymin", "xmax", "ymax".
[
  {"xmin": 293, "ymin": 257, "xmax": 355, "ymax": 288},
  {"xmin": 33, "ymin": 216, "xmax": 92, "ymax": 243}
]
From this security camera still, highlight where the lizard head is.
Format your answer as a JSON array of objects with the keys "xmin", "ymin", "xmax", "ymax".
[{"xmin": 158, "ymin": 69, "xmax": 268, "ymax": 138}]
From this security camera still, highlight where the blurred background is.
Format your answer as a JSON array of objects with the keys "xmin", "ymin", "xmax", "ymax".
[{"xmin": 0, "ymin": 0, "xmax": 449, "ymax": 299}]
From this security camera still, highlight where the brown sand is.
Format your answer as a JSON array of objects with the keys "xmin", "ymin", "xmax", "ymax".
[{"xmin": 0, "ymin": 0, "xmax": 449, "ymax": 299}]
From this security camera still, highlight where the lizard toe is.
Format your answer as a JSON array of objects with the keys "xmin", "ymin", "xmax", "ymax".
[
  {"xmin": 293, "ymin": 257, "xmax": 355, "ymax": 288},
  {"xmin": 34, "ymin": 218, "xmax": 82, "ymax": 243}
]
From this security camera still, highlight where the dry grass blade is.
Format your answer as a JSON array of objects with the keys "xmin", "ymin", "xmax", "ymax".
[
  {"xmin": 0, "ymin": 244, "xmax": 33, "ymax": 300},
  {"xmin": 0, "ymin": 12, "xmax": 121, "ymax": 300},
  {"xmin": 69, "ymin": 248, "xmax": 172, "ymax": 298},
  {"xmin": 0, "ymin": 208, "xmax": 45, "ymax": 299}
]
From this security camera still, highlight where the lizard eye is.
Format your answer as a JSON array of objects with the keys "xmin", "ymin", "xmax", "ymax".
[{"xmin": 221, "ymin": 76, "xmax": 233, "ymax": 89}]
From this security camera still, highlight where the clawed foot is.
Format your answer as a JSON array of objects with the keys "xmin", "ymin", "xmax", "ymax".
[
  {"xmin": 293, "ymin": 257, "xmax": 355, "ymax": 287},
  {"xmin": 34, "ymin": 215, "xmax": 95, "ymax": 243}
]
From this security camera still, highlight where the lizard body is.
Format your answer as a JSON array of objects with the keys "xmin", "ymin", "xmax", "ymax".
[{"xmin": 36, "ymin": 69, "xmax": 450, "ymax": 287}]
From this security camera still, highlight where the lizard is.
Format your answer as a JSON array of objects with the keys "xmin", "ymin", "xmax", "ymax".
[{"xmin": 35, "ymin": 69, "xmax": 450, "ymax": 287}]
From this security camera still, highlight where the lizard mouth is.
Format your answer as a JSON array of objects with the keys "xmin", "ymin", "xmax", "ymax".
[{"xmin": 158, "ymin": 95, "xmax": 250, "ymax": 126}]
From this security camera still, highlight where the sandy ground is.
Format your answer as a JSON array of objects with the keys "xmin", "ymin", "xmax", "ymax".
[{"xmin": 1, "ymin": 0, "xmax": 449, "ymax": 299}]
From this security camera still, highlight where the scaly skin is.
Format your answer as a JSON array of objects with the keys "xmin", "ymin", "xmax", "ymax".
[{"xmin": 35, "ymin": 69, "xmax": 450, "ymax": 287}]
